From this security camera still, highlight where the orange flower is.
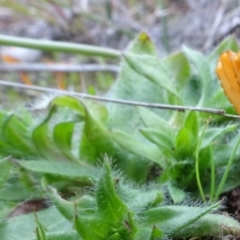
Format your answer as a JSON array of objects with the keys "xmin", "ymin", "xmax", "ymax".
[{"xmin": 216, "ymin": 51, "xmax": 240, "ymax": 115}]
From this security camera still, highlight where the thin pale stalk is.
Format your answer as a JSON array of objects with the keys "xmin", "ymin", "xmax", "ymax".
[
  {"xmin": 209, "ymin": 144, "xmax": 215, "ymax": 200},
  {"xmin": 0, "ymin": 35, "xmax": 120, "ymax": 59},
  {"xmin": 214, "ymin": 136, "xmax": 240, "ymax": 201},
  {"xmin": 0, "ymin": 64, "xmax": 119, "ymax": 73},
  {"xmin": 195, "ymin": 119, "xmax": 210, "ymax": 202}
]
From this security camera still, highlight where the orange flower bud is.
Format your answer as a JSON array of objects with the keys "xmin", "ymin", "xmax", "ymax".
[{"xmin": 216, "ymin": 51, "xmax": 240, "ymax": 115}]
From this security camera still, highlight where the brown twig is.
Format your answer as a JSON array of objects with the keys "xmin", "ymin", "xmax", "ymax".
[{"xmin": 0, "ymin": 79, "xmax": 239, "ymax": 118}]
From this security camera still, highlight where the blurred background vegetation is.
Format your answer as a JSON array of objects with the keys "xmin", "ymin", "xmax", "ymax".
[
  {"xmin": 0, "ymin": 0, "xmax": 239, "ymax": 106},
  {"xmin": 1, "ymin": 0, "xmax": 240, "ymax": 53}
]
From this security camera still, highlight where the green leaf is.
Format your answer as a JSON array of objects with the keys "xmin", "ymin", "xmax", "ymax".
[
  {"xmin": 134, "ymin": 227, "xmax": 153, "ymax": 240},
  {"xmin": 175, "ymin": 111, "xmax": 198, "ymax": 159},
  {"xmin": 126, "ymin": 211, "xmax": 138, "ymax": 238},
  {"xmin": 183, "ymin": 46, "xmax": 213, "ymax": 106},
  {"xmin": 216, "ymin": 162, "xmax": 240, "ymax": 192},
  {"xmin": 208, "ymin": 36, "xmax": 238, "ymax": 70},
  {"xmin": 184, "ymin": 111, "xmax": 198, "ymax": 135},
  {"xmin": 44, "ymin": 231, "xmax": 81, "ymax": 240},
  {"xmin": 214, "ymin": 144, "xmax": 235, "ymax": 167},
  {"xmin": 207, "ymin": 45, "xmax": 234, "ymax": 112},
  {"xmin": 205, "ymin": 89, "xmax": 233, "ymax": 111},
  {"xmin": 181, "ymin": 75, "xmax": 202, "ymax": 106},
  {"xmin": 137, "ymin": 107, "xmax": 175, "ymax": 135},
  {"xmin": 198, "ymin": 145, "xmax": 212, "ymax": 172},
  {"xmin": 48, "ymin": 186, "xmax": 107, "ymax": 240},
  {"xmin": 107, "ymin": 233, "xmax": 122, "ymax": 240},
  {"xmin": 47, "ymin": 186, "xmax": 75, "ymax": 220},
  {"xmin": 0, "ymin": 140, "xmax": 20, "ymax": 157},
  {"xmin": 201, "ymin": 124, "xmax": 237, "ymax": 149},
  {"xmin": 79, "ymin": 133, "xmax": 97, "ymax": 162},
  {"xmin": 35, "ymin": 214, "xmax": 47, "ymax": 240},
  {"xmin": 0, "ymin": 207, "xmax": 72, "ymax": 240},
  {"xmin": 32, "ymin": 107, "xmax": 62, "ymax": 160},
  {"xmin": 140, "ymin": 128, "xmax": 174, "ymax": 155},
  {"xmin": 74, "ymin": 197, "xmax": 108, "ymax": 239},
  {"xmin": 176, "ymin": 211, "xmax": 240, "ymax": 237},
  {"xmin": 162, "ymin": 51, "xmax": 191, "ymax": 89},
  {"xmin": 168, "ymin": 183, "xmax": 186, "ymax": 203},
  {"xmin": 140, "ymin": 203, "xmax": 240, "ymax": 238},
  {"xmin": 149, "ymin": 226, "xmax": 163, "ymax": 240},
  {"xmin": 123, "ymin": 53, "xmax": 181, "ymax": 102},
  {"xmin": 117, "ymin": 183, "xmax": 164, "ymax": 211},
  {"xmin": 2, "ymin": 114, "xmax": 33, "ymax": 155},
  {"xmin": 0, "ymin": 178, "xmax": 40, "ymax": 202},
  {"xmin": 96, "ymin": 158, "xmax": 128, "ymax": 222},
  {"xmin": 17, "ymin": 160, "xmax": 99, "ymax": 184},
  {"xmin": 49, "ymin": 95, "xmax": 85, "ymax": 117},
  {"xmin": 106, "ymin": 32, "xmax": 166, "ymax": 133},
  {"xmin": 80, "ymin": 104, "xmax": 115, "ymax": 163},
  {"xmin": 53, "ymin": 121, "xmax": 79, "ymax": 162},
  {"xmin": 112, "ymin": 131, "xmax": 164, "ymax": 168},
  {"xmin": 48, "ymin": 186, "xmax": 98, "ymax": 222},
  {"xmin": 80, "ymin": 102, "xmax": 150, "ymax": 182},
  {"xmin": 74, "ymin": 212, "xmax": 107, "ymax": 240},
  {"xmin": 53, "ymin": 122, "xmax": 74, "ymax": 150},
  {"xmin": 0, "ymin": 157, "xmax": 11, "ymax": 191}
]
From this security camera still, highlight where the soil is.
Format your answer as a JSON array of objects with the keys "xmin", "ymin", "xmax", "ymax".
[
  {"xmin": 222, "ymin": 187, "xmax": 240, "ymax": 221},
  {"xmin": 7, "ymin": 199, "xmax": 50, "ymax": 218}
]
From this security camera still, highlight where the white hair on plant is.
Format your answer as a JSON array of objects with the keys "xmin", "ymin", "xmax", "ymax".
[{"xmin": 30, "ymin": 93, "xmax": 59, "ymax": 111}]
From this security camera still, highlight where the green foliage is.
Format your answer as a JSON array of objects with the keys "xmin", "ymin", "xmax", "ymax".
[
  {"xmin": 1, "ymin": 158, "xmax": 239, "ymax": 239},
  {"xmin": 35, "ymin": 213, "xmax": 47, "ymax": 240},
  {"xmin": 175, "ymin": 111, "xmax": 199, "ymax": 160},
  {"xmin": 0, "ymin": 33, "xmax": 240, "ymax": 239},
  {"xmin": 123, "ymin": 53, "xmax": 181, "ymax": 103},
  {"xmin": 0, "ymin": 157, "xmax": 11, "ymax": 191},
  {"xmin": 0, "ymin": 207, "xmax": 74, "ymax": 240}
]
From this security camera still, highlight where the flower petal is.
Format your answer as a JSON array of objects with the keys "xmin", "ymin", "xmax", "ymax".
[{"xmin": 216, "ymin": 54, "xmax": 240, "ymax": 115}]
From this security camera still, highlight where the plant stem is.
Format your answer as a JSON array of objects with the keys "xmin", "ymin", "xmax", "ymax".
[
  {"xmin": 214, "ymin": 135, "xmax": 240, "ymax": 201},
  {"xmin": 0, "ymin": 35, "xmax": 121, "ymax": 59},
  {"xmin": 195, "ymin": 118, "xmax": 210, "ymax": 202},
  {"xmin": 209, "ymin": 144, "xmax": 215, "ymax": 200},
  {"xmin": 0, "ymin": 63, "xmax": 119, "ymax": 73}
]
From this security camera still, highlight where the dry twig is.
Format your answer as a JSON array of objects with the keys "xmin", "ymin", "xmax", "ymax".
[{"xmin": 0, "ymin": 80, "xmax": 239, "ymax": 119}]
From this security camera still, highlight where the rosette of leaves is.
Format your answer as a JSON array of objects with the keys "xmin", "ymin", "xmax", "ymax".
[{"xmin": 1, "ymin": 158, "xmax": 240, "ymax": 240}]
